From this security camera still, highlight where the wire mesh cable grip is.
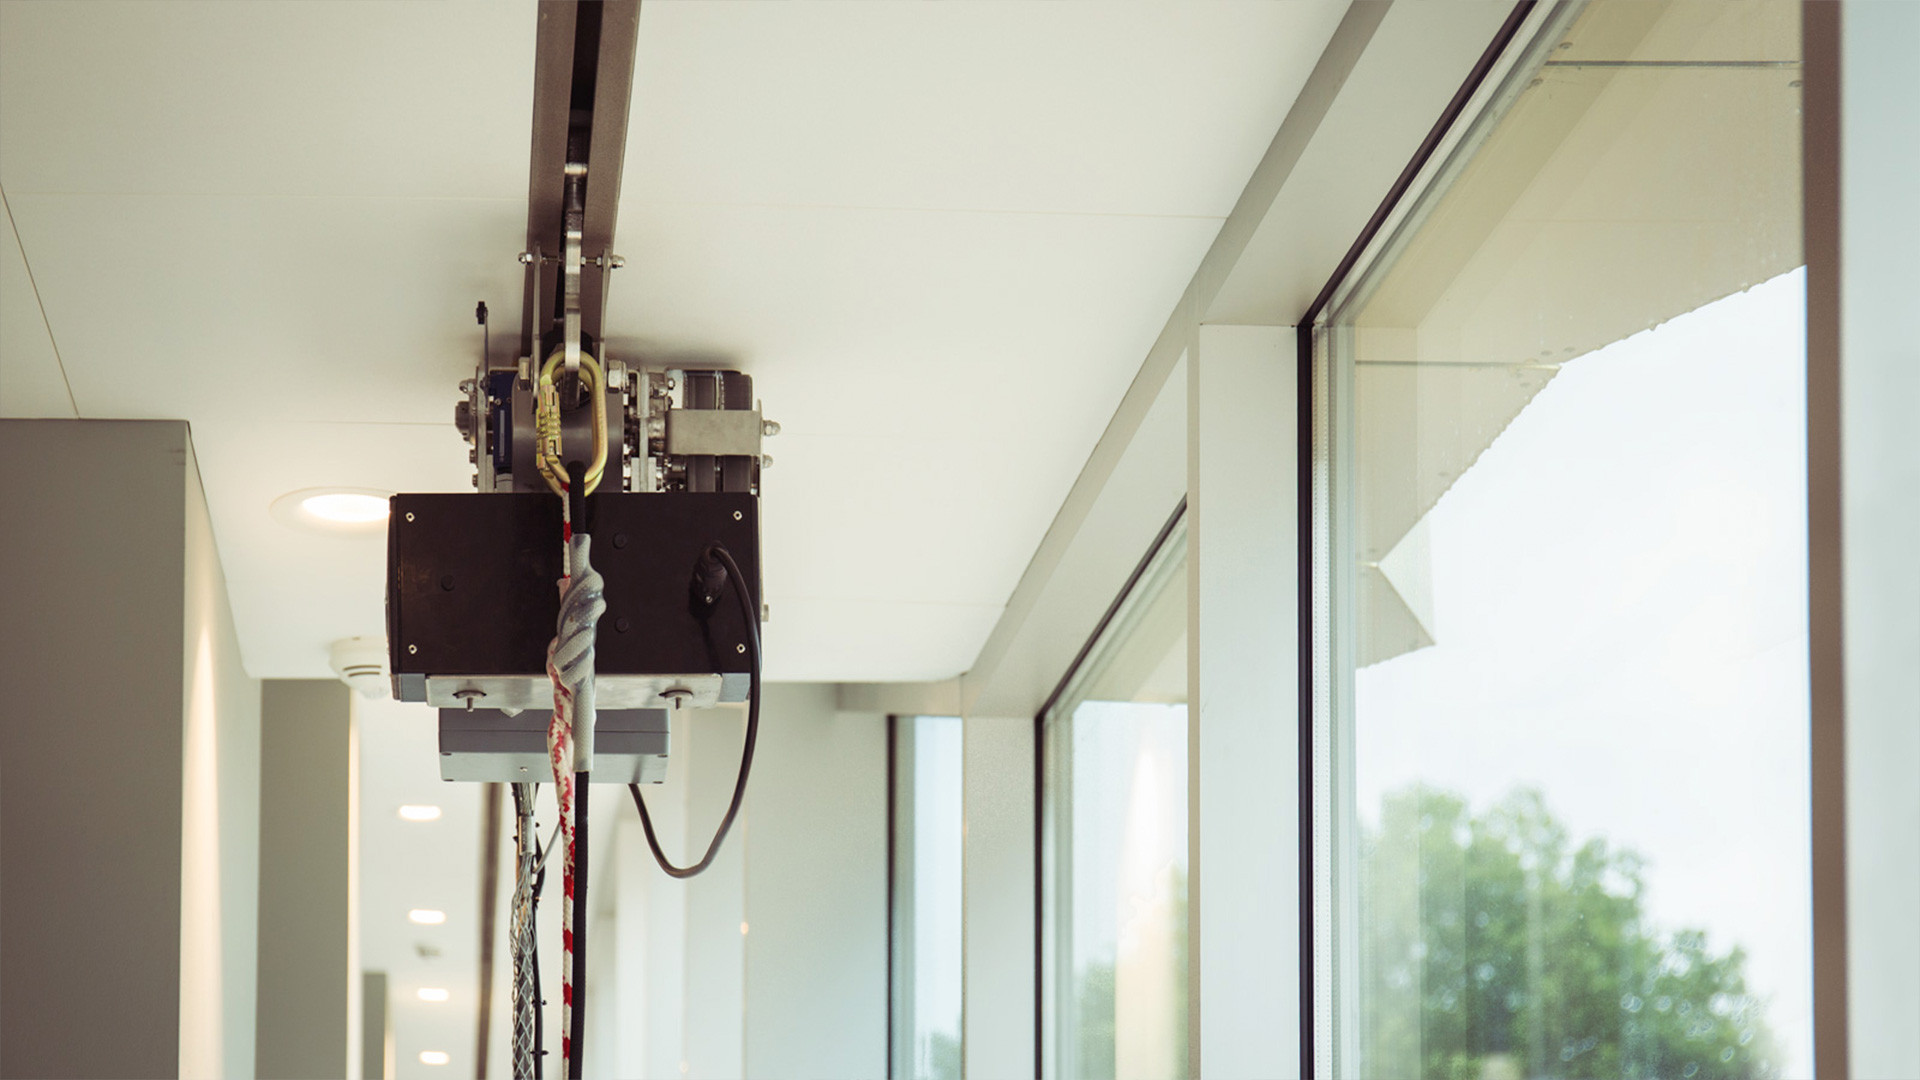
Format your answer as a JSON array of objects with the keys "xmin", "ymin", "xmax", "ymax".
[{"xmin": 509, "ymin": 783, "xmax": 542, "ymax": 1078}]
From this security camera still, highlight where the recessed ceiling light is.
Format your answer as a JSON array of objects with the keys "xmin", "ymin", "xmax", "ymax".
[
  {"xmin": 303, "ymin": 492, "xmax": 388, "ymax": 523},
  {"xmin": 269, "ymin": 487, "xmax": 393, "ymax": 535},
  {"xmin": 420, "ymin": 1051, "xmax": 450, "ymax": 1066},
  {"xmin": 408, "ymin": 908, "xmax": 447, "ymax": 925},
  {"xmin": 398, "ymin": 804, "xmax": 442, "ymax": 822},
  {"xmin": 417, "ymin": 987, "xmax": 450, "ymax": 1003}
]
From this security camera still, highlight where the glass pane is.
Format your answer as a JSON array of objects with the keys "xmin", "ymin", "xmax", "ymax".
[
  {"xmin": 1045, "ymin": 520, "xmax": 1189, "ymax": 1080},
  {"xmin": 1324, "ymin": 4, "xmax": 1810, "ymax": 1079},
  {"xmin": 894, "ymin": 715, "xmax": 963, "ymax": 1080}
]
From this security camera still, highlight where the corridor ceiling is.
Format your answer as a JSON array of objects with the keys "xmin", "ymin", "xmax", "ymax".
[{"xmin": 0, "ymin": 0, "xmax": 1348, "ymax": 682}]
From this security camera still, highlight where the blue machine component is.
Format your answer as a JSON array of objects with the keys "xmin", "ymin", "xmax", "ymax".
[{"xmin": 487, "ymin": 369, "xmax": 516, "ymax": 477}]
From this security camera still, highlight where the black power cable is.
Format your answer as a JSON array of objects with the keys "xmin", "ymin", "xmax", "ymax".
[
  {"xmin": 629, "ymin": 543, "xmax": 761, "ymax": 879},
  {"xmin": 561, "ymin": 460, "xmax": 595, "ymax": 1079},
  {"xmin": 569, "ymin": 774, "xmax": 587, "ymax": 1080}
]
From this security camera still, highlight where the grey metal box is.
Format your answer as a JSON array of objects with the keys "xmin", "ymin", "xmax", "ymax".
[{"xmin": 439, "ymin": 707, "xmax": 670, "ymax": 784}]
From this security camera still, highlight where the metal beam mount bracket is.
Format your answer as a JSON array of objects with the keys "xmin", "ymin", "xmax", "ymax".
[{"xmin": 664, "ymin": 408, "xmax": 765, "ymax": 457}]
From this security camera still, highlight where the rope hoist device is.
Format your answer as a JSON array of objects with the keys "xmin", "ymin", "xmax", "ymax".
[{"xmin": 382, "ymin": 4, "xmax": 769, "ymax": 1075}]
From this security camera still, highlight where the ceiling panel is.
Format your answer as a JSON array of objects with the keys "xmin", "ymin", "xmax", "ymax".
[
  {"xmin": 0, "ymin": 0, "xmax": 535, "ymax": 199},
  {"xmin": 5, "ymin": 193, "xmax": 524, "ymax": 424},
  {"xmin": 624, "ymin": 0, "xmax": 1349, "ymax": 217},
  {"xmin": 763, "ymin": 597, "xmax": 1006, "ymax": 684},
  {"xmin": 0, "ymin": 191, "xmax": 73, "ymax": 417},
  {"xmin": 604, "ymin": 200, "xmax": 1219, "ymax": 439},
  {"xmin": 0, "ymin": 0, "xmax": 1346, "ymax": 683}
]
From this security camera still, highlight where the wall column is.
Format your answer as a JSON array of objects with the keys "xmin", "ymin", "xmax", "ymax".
[
  {"xmin": 0, "ymin": 419, "xmax": 260, "ymax": 1080},
  {"xmin": 961, "ymin": 713, "xmax": 1036, "ymax": 1080},
  {"xmin": 1188, "ymin": 325, "xmax": 1300, "ymax": 1079},
  {"xmin": 255, "ymin": 680, "xmax": 358, "ymax": 1079}
]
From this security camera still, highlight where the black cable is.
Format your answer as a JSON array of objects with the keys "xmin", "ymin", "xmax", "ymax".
[
  {"xmin": 569, "ymin": 769, "xmax": 587, "ymax": 1079},
  {"xmin": 629, "ymin": 543, "xmax": 761, "ymax": 879},
  {"xmin": 563, "ymin": 458, "xmax": 590, "ymax": 1080}
]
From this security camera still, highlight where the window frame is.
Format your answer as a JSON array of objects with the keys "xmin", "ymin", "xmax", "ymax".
[
  {"xmin": 1298, "ymin": 1, "xmax": 1828, "ymax": 1076},
  {"xmin": 1034, "ymin": 498, "xmax": 1188, "ymax": 1080}
]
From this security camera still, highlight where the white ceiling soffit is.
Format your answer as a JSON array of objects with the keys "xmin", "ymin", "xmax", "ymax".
[
  {"xmin": 1350, "ymin": 0, "xmax": 1802, "ymax": 668},
  {"xmin": 607, "ymin": 1, "xmax": 1349, "ymax": 682},
  {"xmin": 0, "ymin": 0, "xmax": 1346, "ymax": 682},
  {"xmin": 958, "ymin": 2, "xmax": 1525, "ymax": 717},
  {"xmin": 1205, "ymin": 0, "xmax": 1521, "ymax": 325}
]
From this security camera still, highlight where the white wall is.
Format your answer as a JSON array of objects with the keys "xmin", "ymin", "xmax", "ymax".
[
  {"xmin": 1188, "ymin": 325, "xmax": 1299, "ymax": 1079},
  {"xmin": 744, "ymin": 684, "xmax": 888, "ymax": 1078},
  {"xmin": 593, "ymin": 703, "xmax": 748, "ymax": 1080},
  {"xmin": 593, "ymin": 684, "xmax": 886, "ymax": 1080},
  {"xmin": 256, "ymin": 680, "xmax": 356, "ymax": 1080},
  {"xmin": 181, "ymin": 435, "xmax": 264, "ymax": 1080}
]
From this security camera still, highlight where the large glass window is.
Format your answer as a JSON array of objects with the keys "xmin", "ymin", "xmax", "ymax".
[
  {"xmin": 1318, "ymin": 3, "xmax": 1810, "ymax": 1079},
  {"xmin": 892, "ymin": 715, "xmax": 963, "ymax": 1080},
  {"xmin": 1042, "ymin": 515, "xmax": 1189, "ymax": 1080}
]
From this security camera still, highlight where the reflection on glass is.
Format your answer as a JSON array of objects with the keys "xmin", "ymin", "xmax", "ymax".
[
  {"xmin": 893, "ymin": 715, "xmax": 963, "ymax": 1080},
  {"xmin": 1323, "ymin": 3, "xmax": 1810, "ymax": 1079},
  {"xmin": 1045, "ymin": 520, "xmax": 1189, "ymax": 1080}
]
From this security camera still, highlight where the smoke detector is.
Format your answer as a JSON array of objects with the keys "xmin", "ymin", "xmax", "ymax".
[{"xmin": 329, "ymin": 636, "xmax": 389, "ymax": 699}]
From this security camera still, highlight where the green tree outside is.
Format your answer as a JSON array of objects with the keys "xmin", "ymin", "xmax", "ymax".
[
  {"xmin": 1360, "ymin": 787, "xmax": 1779, "ymax": 1080},
  {"xmin": 1061, "ymin": 792, "xmax": 1771, "ymax": 1080}
]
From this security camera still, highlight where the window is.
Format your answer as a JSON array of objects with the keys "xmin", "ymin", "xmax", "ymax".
[
  {"xmin": 1042, "ymin": 513, "xmax": 1189, "ymax": 1080},
  {"xmin": 892, "ymin": 715, "xmax": 964, "ymax": 1080},
  {"xmin": 1316, "ymin": 3, "xmax": 1811, "ymax": 1079}
]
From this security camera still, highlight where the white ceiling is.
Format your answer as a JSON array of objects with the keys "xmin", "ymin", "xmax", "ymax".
[{"xmin": 0, "ymin": 0, "xmax": 1347, "ymax": 683}]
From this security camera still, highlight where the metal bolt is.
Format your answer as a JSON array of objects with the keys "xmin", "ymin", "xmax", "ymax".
[
  {"xmin": 733, "ymin": 510, "xmax": 743, "ymax": 521},
  {"xmin": 761, "ymin": 454, "xmax": 773, "ymax": 469},
  {"xmin": 736, "ymin": 643, "xmax": 746, "ymax": 654},
  {"xmin": 409, "ymin": 644, "xmax": 418, "ymax": 655},
  {"xmin": 405, "ymin": 512, "xmax": 416, "ymax": 523},
  {"xmin": 518, "ymin": 251, "xmax": 535, "ymax": 264},
  {"xmin": 613, "ymin": 532, "xmax": 629, "ymax": 549},
  {"xmin": 762, "ymin": 419, "xmax": 781, "ymax": 437},
  {"xmin": 615, "ymin": 616, "xmax": 631, "ymax": 633}
]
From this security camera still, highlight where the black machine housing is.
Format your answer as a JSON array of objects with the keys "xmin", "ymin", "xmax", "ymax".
[{"xmin": 387, "ymin": 491, "xmax": 759, "ymax": 712}]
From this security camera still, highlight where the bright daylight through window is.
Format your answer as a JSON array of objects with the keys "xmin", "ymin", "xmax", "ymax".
[
  {"xmin": 893, "ymin": 715, "xmax": 964, "ymax": 1080},
  {"xmin": 1043, "ymin": 516, "xmax": 1189, "ymax": 1080},
  {"xmin": 1318, "ymin": 3, "xmax": 1809, "ymax": 1078}
]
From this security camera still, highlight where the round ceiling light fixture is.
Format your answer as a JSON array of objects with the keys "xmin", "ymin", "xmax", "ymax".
[
  {"xmin": 270, "ymin": 487, "xmax": 393, "ymax": 535},
  {"xmin": 303, "ymin": 492, "xmax": 388, "ymax": 523}
]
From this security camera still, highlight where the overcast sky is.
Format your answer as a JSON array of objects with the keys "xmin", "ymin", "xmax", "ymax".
[{"xmin": 1355, "ymin": 268, "xmax": 1813, "ymax": 1077}]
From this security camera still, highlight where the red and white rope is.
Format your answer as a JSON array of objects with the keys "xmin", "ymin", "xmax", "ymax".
[{"xmin": 546, "ymin": 492, "xmax": 579, "ymax": 1072}]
